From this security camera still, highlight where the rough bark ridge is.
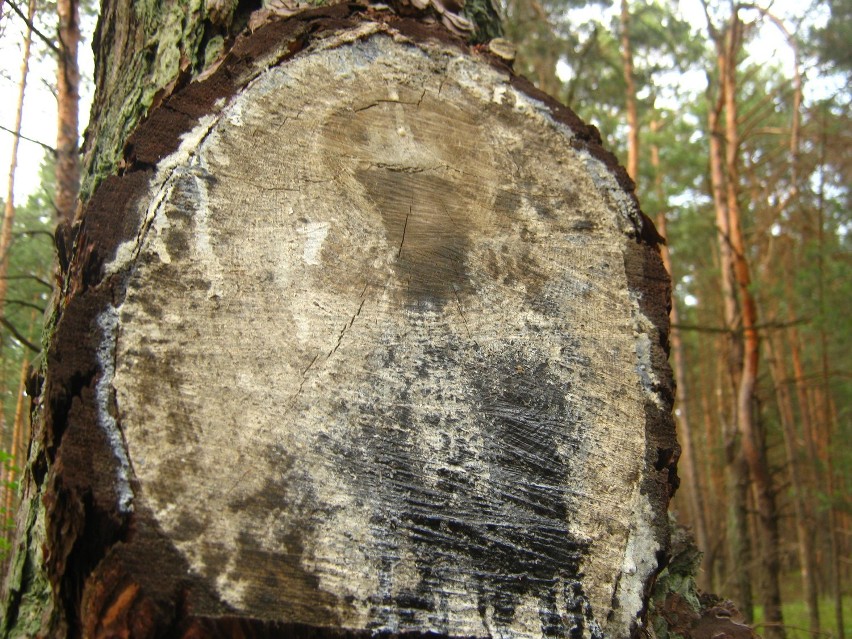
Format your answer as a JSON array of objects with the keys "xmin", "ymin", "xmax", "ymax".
[{"xmin": 2, "ymin": 6, "xmax": 677, "ymax": 639}]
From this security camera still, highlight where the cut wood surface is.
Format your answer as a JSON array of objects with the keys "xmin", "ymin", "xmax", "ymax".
[{"xmin": 2, "ymin": 11, "xmax": 677, "ymax": 639}]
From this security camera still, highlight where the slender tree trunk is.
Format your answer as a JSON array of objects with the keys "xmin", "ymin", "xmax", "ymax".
[
  {"xmin": 720, "ymin": 14, "xmax": 784, "ymax": 636},
  {"xmin": 815, "ymin": 125, "xmax": 846, "ymax": 639},
  {"xmin": 706, "ymin": 62, "xmax": 752, "ymax": 620},
  {"xmin": 787, "ymin": 327, "xmax": 818, "ymax": 474},
  {"xmin": 699, "ymin": 361, "xmax": 723, "ymax": 591},
  {"xmin": 2, "ymin": 351, "xmax": 30, "ymax": 524},
  {"xmin": 619, "ymin": 0, "xmax": 639, "ymax": 184},
  {"xmin": 765, "ymin": 333, "xmax": 819, "ymax": 636},
  {"xmin": 825, "ymin": 412, "xmax": 845, "ymax": 639},
  {"xmin": 55, "ymin": 0, "xmax": 80, "ymax": 222},
  {"xmin": 651, "ymin": 122, "xmax": 710, "ymax": 591},
  {"xmin": 726, "ymin": 448, "xmax": 753, "ymax": 619},
  {"xmin": 0, "ymin": 0, "xmax": 36, "ymax": 313}
]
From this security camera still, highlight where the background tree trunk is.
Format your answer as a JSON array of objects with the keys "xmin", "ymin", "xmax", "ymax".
[
  {"xmin": 0, "ymin": 0, "xmax": 36, "ymax": 320},
  {"xmin": 55, "ymin": 0, "xmax": 80, "ymax": 222},
  {"xmin": 1, "ymin": 3, "xmax": 678, "ymax": 637},
  {"xmin": 619, "ymin": 0, "xmax": 639, "ymax": 184}
]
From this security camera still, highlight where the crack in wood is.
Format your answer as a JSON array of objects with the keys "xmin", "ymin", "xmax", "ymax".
[
  {"xmin": 301, "ymin": 352, "xmax": 320, "ymax": 377},
  {"xmin": 452, "ymin": 283, "xmax": 472, "ymax": 341},
  {"xmin": 353, "ymin": 97, "xmax": 423, "ymax": 113},
  {"xmin": 373, "ymin": 163, "xmax": 443, "ymax": 173},
  {"xmin": 397, "ymin": 205, "xmax": 411, "ymax": 258},
  {"xmin": 328, "ymin": 298, "xmax": 366, "ymax": 359}
]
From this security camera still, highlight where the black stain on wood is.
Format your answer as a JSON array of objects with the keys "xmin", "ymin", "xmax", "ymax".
[
  {"xmin": 224, "ymin": 453, "xmax": 346, "ymax": 624},
  {"xmin": 335, "ymin": 335, "xmax": 602, "ymax": 638},
  {"xmin": 357, "ymin": 170, "xmax": 472, "ymax": 309}
]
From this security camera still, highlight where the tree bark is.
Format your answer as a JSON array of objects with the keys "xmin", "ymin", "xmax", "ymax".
[{"xmin": 1, "ymin": 4, "xmax": 678, "ymax": 638}]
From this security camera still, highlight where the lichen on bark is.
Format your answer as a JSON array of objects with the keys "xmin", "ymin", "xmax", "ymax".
[{"xmin": 82, "ymin": 0, "xmax": 233, "ymax": 200}]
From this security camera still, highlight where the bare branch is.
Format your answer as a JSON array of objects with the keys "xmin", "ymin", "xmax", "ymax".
[
  {"xmin": 0, "ymin": 123, "xmax": 57, "ymax": 155},
  {"xmin": 0, "ymin": 316, "xmax": 40, "ymax": 352},
  {"xmin": 673, "ymin": 318, "xmax": 809, "ymax": 334},
  {"xmin": 5, "ymin": 298, "xmax": 45, "ymax": 313},
  {"xmin": 0, "ymin": 274, "xmax": 53, "ymax": 289},
  {"xmin": 5, "ymin": 0, "xmax": 60, "ymax": 55}
]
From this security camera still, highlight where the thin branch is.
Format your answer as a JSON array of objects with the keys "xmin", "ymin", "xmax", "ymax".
[
  {"xmin": 5, "ymin": 0, "xmax": 60, "ymax": 54},
  {"xmin": 0, "ymin": 123, "xmax": 56, "ymax": 155},
  {"xmin": 0, "ymin": 316, "xmax": 40, "ymax": 352},
  {"xmin": 40, "ymin": 77, "xmax": 57, "ymax": 99},
  {"xmin": 673, "ymin": 318, "xmax": 809, "ymax": 334},
  {"xmin": 0, "ymin": 274, "xmax": 53, "ymax": 289},
  {"xmin": 5, "ymin": 299, "xmax": 45, "ymax": 313},
  {"xmin": 13, "ymin": 230, "xmax": 55, "ymax": 241}
]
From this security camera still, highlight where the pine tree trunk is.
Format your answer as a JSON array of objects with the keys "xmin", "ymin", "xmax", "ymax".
[
  {"xmin": 706, "ymin": 63, "xmax": 753, "ymax": 622},
  {"xmin": 765, "ymin": 333, "xmax": 819, "ymax": 636},
  {"xmin": 55, "ymin": 0, "xmax": 80, "ymax": 222},
  {"xmin": 1, "ymin": 3, "xmax": 679, "ymax": 637},
  {"xmin": 719, "ymin": 15, "xmax": 784, "ymax": 637},
  {"xmin": 619, "ymin": 0, "xmax": 639, "ymax": 184},
  {"xmin": 0, "ymin": 0, "xmax": 36, "ymax": 314}
]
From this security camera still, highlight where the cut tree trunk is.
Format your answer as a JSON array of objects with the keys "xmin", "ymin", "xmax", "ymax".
[{"xmin": 1, "ymin": 6, "xmax": 678, "ymax": 638}]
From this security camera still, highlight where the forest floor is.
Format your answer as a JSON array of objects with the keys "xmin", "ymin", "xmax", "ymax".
[{"xmin": 752, "ymin": 594, "xmax": 851, "ymax": 638}]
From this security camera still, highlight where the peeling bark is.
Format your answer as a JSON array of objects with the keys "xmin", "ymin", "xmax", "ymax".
[{"xmin": 2, "ymin": 8, "xmax": 676, "ymax": 639}]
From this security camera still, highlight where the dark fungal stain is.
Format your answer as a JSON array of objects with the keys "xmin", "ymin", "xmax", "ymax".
[
  {"xmin": 320, "ymin": 84, "xmax": 490, "ymax": 312},
  {"xmin": 356, "ymin": 169, "xmax": 472, "ymax": 309},
  {"xmin": 337, "ymin": 333, "xmax": 601, "ymax": 638},
  {"xmin": 229, "ymin": 457, "xmax": 345, "ymax": 625}
]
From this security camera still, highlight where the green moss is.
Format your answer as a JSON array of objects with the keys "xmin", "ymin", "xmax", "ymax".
[
  {"xmin": 0, "ymin": 474, "xmax": 56, "ymax": 637},
  {"xmin": 464, "ymin": 0, "xmax": 503, "ymax": 42},
  {"xmin": 204, "ymin": 34, "xmax": 226, "ymax": 68},
  {"xmin": 81, "ymin": 0, "xmax": 210, "ymax": 202},
  {"xmin": 647, "ymin": 519, "xmax": 704, "ymax": 639}
]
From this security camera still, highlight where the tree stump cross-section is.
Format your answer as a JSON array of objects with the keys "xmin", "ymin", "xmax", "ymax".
[{"xmin": 10, "ymin": 14, "xmax": 677, "ymax": 639}]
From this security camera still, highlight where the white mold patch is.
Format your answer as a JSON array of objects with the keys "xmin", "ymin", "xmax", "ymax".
[{"xmin": 94, "ymin": 305, "xmax": 134, "ymax": 513}]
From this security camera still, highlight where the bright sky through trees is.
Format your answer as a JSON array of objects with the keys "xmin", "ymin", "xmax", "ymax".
[{"xmin": 0, "ymin": 7, "xmax": 95, "ymax": 201}]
